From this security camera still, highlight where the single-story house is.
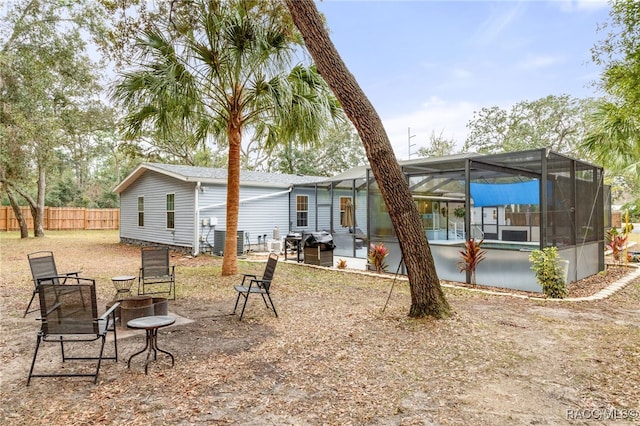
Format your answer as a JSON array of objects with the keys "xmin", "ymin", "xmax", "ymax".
[
  {"xmin": 113, "ymin": 163, "xmax": 326, "ymax": 255},
  {"xmin": 115, "ymin": 149, "xmax": 607, "ymax": 293}
]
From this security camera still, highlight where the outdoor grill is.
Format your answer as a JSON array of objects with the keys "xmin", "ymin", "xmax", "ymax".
[{"xmin": 303, "ymin": 232, "xmax": 335, "ymax": 267}]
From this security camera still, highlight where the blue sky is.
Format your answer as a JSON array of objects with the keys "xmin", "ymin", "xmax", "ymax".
[{"xmin": 314, "ymin": 0, "xmax": 611, "ymax": 158}]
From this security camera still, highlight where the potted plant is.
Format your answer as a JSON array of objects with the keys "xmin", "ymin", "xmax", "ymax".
[
  {"xmin": 453, "ymin": 206, "xmax": 466, "ymax": 219},
  {"xmin": 457, "ymin": 238, "xmax": 486, "ymax": 285},
  {"xmin": 368, "ymin": 242, "xmax": 389, "ymax": 273}
]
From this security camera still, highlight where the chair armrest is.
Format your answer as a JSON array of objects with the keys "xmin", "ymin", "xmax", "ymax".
[
  {"xmin": 100, "ymin": 301, "xmax": 120, "ymax": 321},
  {"xmin": 43, "ymin": 302, "xmax": 62, "ymax": 317},
  {"xmin": 240, "ymin": 274, "xmax": 257, "ymax": 285},
  {"xmin": 63, "ymin": 271, "xmax": 80, "ymax": 277},
  {"xmin": 60, "ymin": 274, "xmax": 82, "ymax": 284},
  {"xmin": 251, "ymin": 278, "xmax": 271, "ymax": 289}
]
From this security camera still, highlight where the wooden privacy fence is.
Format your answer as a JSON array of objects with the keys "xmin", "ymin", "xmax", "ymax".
[{"xmin": 0, "ymin": 206, "xmax": 119, "ymax": 231}]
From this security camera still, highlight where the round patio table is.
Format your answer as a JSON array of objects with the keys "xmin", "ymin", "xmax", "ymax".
[
  {"xmin": 111, "ymin": 275, "xmax": 136, "ymax": 301},
  {"xmin": 127, "ymin": 315, "xmax": 175, "ymax": 374}
]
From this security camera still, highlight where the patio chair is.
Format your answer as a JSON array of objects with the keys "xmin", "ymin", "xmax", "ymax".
[
  {"xmin": 232, "ymin": 252, "xmax": 278, "ymax": 320},
  {"xmin": 27, "ymin": 277, "xmax": 119, "ymax": 385},
  {"xmin": 24, "ymin": 251, "xmax": 80, "ymax": 318},
  {"xmin": 138, "ymin": 247, "xmax": 176, "ymax": 300}
]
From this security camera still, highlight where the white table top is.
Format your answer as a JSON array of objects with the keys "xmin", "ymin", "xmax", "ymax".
[
  {"xmin": 127, "ymin": 315, "xmax": 175, "ymax": 330},
  {"xmin": 112, "ymin": 275, "xmax": 136, "ymax": 281}
]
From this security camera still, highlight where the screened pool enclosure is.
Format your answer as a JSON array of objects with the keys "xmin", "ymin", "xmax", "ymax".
[{"xmin": 290, "ymin": 149, "xmax": 606, "ymax": 293}]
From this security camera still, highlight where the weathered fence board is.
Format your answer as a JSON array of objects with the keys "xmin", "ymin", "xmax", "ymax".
[{"xmin": 0, "ymin": 206, "xmax": 119, "ymax": 231}]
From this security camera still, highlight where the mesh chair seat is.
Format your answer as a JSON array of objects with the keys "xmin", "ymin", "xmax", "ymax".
[
  {"xmin": 138, "ymin": 247, "xmax": 176, "ymax": 300},
  {"xmin": 24, "ymin": 251, "xmax": 79, "ymax": 317},
  {"xmin": 27, "ymin": 277, "xmax": 119, "ymax": 385},
  {"xmin": 232, "ymin": 253, "xmax": 279, "ymax": 320}
]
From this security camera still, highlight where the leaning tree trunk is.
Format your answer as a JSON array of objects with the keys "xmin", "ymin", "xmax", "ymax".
[
  {"xmin": 34, "ymin": 163, "xmax": 46, "ymax": 237},
  {"xmin": 5, "ymin": 187, "xmax": 29, "ymax": 238},
  {"xmin": 285, "ymin": 0, "xmax": 450, "ymax": 318},
  {"xmin": 221, "ymin": 112, "xmax": 242, "ymax": 276},
  {"xmin": 5, "ymin": 180, "xmax": 39, "ymax": 238}
]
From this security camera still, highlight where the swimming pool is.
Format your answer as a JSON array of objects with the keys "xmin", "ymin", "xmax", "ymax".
[{"xmin": 430, "ymin": 239, "xmax": 540, "ymax": 251}]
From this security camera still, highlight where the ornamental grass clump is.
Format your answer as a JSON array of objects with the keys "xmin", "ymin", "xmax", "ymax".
[
  {"xmin": 457, "ymin": 238, "xmax": 486, "ymax": 285},
  {"xmin": 368, "ymin": 242, "xmax": 389, "ymax": 273},
  {"xmin": 529, "ymin": 246, "xmax": 567, "ymax": 298}
]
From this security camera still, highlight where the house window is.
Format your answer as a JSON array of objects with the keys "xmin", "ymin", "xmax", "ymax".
[
  {"xmin": 137, "ymin": 196, "xmax": 144, "ymax": 227},
  {"xmin": 296, "ymin": 195, "xmax": 308, "ymax": 227},
  {"xmin": 339, "ymin": 196, "xmax": 352, "ymax": 227},
  {"xmin": 166, "ymin": 193, "xmax": 175, "ymax": 229}
]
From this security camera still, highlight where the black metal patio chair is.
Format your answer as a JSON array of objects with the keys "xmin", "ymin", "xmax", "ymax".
[
  {"xmin": 24, "ymin": 251, "xmax": 80, "ymax": 317},
  {"xmin": 232, "ymin": 253, "xmax": 279, "ymax": 320},
  {"xmin": 27, "ymin": 277, "xmax": 119, "ymax": 385}
]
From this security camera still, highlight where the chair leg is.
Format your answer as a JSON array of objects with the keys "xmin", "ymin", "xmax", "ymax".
[
  {"xmin": 260, "ymin": 293, "xmax": 270, "ymax": 309},
  {"xmin": 265, "ymin": 292, "xmax": 278, "ymax": 318},
  {"xmin": 94, "ymin": 336, "xmax": 107, "ymax": 384},
  {"xmin": 110, "ymin": 311, "xmax": 118, "ymax": 362},
  {"xmin": 238, "ymin": 291, "xmax": 251, "ymax": 321},
  {"xmin": 23, "ymin": 290, "xmax": 38, "ymax": 318},
  {"xmin": 232, "ymin": 291, "xmax": 243, "ymax": 314},
  {"xmin": 27, "ymin": 334, "xmax": 42, "ymax": 386}
]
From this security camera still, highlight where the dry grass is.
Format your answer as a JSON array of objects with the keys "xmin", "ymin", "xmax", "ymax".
[{"xmin": 1, "ymin": 231, "xmax": 639, "ymax": 425}]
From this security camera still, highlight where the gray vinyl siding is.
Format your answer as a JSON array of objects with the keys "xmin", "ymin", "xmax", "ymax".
[
  {"xmin": 198, "ymin": 184, "xmax": 292, "ymax": 246},
  {"xmin": 120, "ymin": 171, "xmax": 195, "ymax": 248}
]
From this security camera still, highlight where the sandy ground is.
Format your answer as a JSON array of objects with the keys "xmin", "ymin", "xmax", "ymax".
[{"xmin": 1, "ymin": 231, "xmax": 639, "ymax": 425}]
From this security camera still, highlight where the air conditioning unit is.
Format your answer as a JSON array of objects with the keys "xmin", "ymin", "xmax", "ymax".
[{"xmin": 213, "ymin": 230, "xmax": 244, "ymax": 255}]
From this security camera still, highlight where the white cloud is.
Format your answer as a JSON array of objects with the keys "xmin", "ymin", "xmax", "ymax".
[
  {"xmin": 515, "ymin": 54, "xmax": 565, "ymax": 70},
  {"xmin": 381, "ymin": 97, "xmax": 479, "ymax": 159},
  {"xmin": 452, "ymin": 67, "xmax": 473, "ymax": 79},
  {"xmin": 552, "ymin": 0, "xmax": 609, "ymax": 13}
]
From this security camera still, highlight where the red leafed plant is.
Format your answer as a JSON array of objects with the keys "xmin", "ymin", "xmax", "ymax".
[
  {"xmin": 368, "ymin": 242, "xmax": 389, "ymax": 273},
  {"xmin": 457, "ymin": 238, "xmax": 487, "ymax": 285},
  {"xmin": 606, "ymin": 228, "xmax": 628, "ymax": 262}
]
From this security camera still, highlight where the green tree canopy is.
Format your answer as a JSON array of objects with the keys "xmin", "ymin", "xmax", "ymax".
[
  {"xmin": 415, "ymin": 130, "xmax": 458, "ymax": 158},
  {"xmin": 584, "ymin": 0, "xmax": 640, "ymax": 214},
  {"xmin": 1, "ymin": 0, "xmax": 115, "ymax": 235},
  {"xmin": 112, "ymin": 0, "xmax": 341, "ymax": 275},
  {"xmin": 463, "ymin": 95, "xmax": 596, "ymax": 157},
  {"xmin": 266, "ymin": 121, "xmax": 367, "ymax": 176}
]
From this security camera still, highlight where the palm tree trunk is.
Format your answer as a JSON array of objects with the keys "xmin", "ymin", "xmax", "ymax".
[
  {"xmin": 285, "ymin": 0, "xmax": 450, "ymax": 318},
  {"xmin": 221, "ymin": 115, "xmax": 242, "ymax": 276}
]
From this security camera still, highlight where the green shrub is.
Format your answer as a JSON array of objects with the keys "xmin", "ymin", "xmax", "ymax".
[{"xmin": 529, "ymin": 247, "xmax": 567, "ymax": 299}]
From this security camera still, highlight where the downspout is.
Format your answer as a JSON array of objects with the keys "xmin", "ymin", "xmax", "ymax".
[{"xmin": 193, "ymin": 182, "xmax": 201, "ymax": 256}]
